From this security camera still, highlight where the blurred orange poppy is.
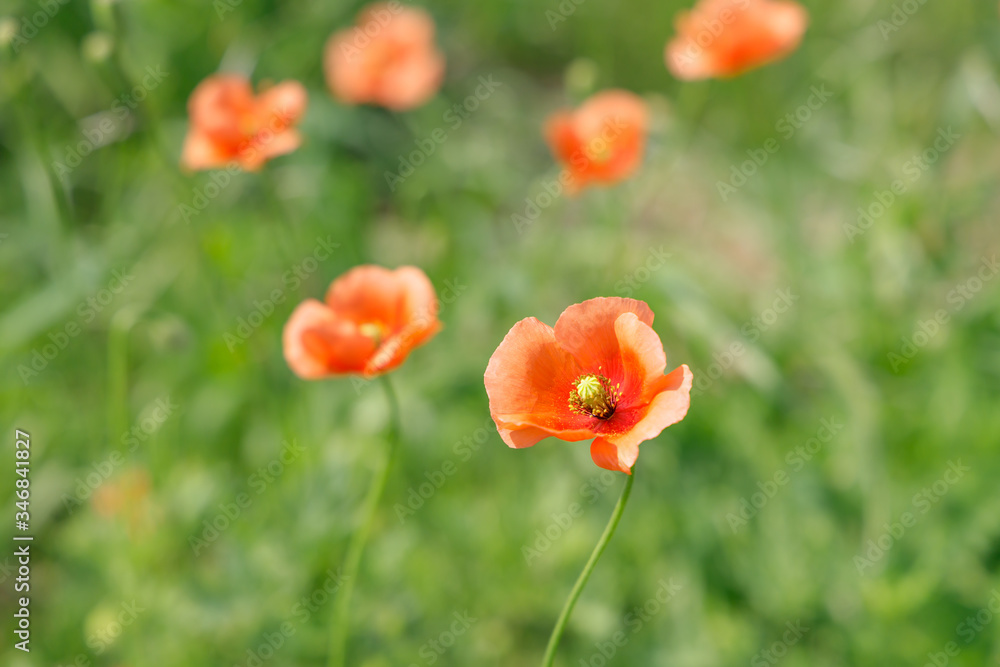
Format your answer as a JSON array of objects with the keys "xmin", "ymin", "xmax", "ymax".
[
  {"xmin": 544, "ymin": 90, "xmax": 649, "ymax": 195},
  {"xmin": 284, "ymin": 265, "xmax": 442, "ymax": 379},
  {"xmin": 324, "ymin": 3, "xmax": 445, "ymax": 111},
  {"xmin": 666, "ymin": 0, "xmax": 808, "ymax": 80},
  {"xmin": 484, "ymin": 298, "xmax": 692, "ymax": 474},
  {"xmin": 181, "ymin": 74, "xmax": 307, "ymax": 171}
]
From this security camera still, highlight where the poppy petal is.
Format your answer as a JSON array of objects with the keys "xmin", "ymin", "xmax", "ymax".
[
  {"xmin": 255, "ymin": 129, "xmax": 303, "ymax": 160},
  {"xmin": 604, "ymin": 364, "xmax": 693, "ymax": 452},
  {"xmin": 324, "ymin": 30, "xmax": 371, "ymax": 104},
  {"xmin": 491, "ymin": 419, "xmax": 594, "ymax": 449},
  {"xmin": 365, "ymin": 317, "xmax": 444, "ymax": 377},
  {"xmin": 188, "ymin": 74, "xmax": 255, "ymax": 140},
  {"xmin": 544, "ymin": 112, "xmax": 578, "ymax": 166},
  {"xmin": 283, "ymin": 300, "xmax": 340, "ymax": 379},
  {"xmin": 283, "ymin": 299, "xmax": 377, "ymax": 378},
  {"xmin": 613, "ymin": 312, "xmax": 668, "ymax": 403},
  {"xmin": 543, "ymin": 112, "xmax": 584, "ymax": 193},
  {"xmin": 379, "ymin": 51, "xmax": 445, "ymax": 110},
  {"xmin": 590, "ymin": 437, "xmax": 636, "ymax": 474},
  {"xmin": 553, "ymin": 297, "xmax": 654, "ymax": 380},
  {"xmin": 180, "ymin": 129, "xmax": 234, "ymax": 171},
  {"xmin": 376, "ymin": 7, "xmax": 444, "ymax": 109},
  {"xmin": 713, "ymin": 3, "xmax": 807, "ymax": 76},
  {"xmin": 485, "ymin": 317, "xmax": 597, "ymax": 445},
  {"xmin": 325, "ymin": 265, "xmax": 437, "ymax": 334},
  {"xmin": 257, "ymin": 81, "xmax": 308, "ymax": 130},
  {"xmin": 375, "ymin": 3, "xmax": 437, "ymax": 45}
]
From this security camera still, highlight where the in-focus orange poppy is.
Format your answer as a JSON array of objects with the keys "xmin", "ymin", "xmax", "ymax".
[
  {"xmin": 544, "ymin": 90, "xmax": 649, "ymax": 195},
  {"xmin": 181, "ymin": 74, "xmax": 307, "ymax": 171},
  {"xmin": 324, "ymin": 3, "xmax": 445, "ymax": 111},
  {"xmin": 284, "ymin": 265, "xmax": 442, "ymax": 379},
  {"xmin": 484, "ymin": 298, "xmax": 693, "ymax": 474},
  {"xmin": 666, "ymin": 0, "xmax": 808, "ymax": 80}
]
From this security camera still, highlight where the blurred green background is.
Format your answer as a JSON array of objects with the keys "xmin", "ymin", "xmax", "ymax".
[{"xmin": 2, "ymin": 0, "xmax": 1000, "ymax": 665}]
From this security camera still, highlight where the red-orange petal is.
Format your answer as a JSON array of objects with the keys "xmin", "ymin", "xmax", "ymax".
[
  {"xmin": 378, "ymin": 49, "xmax": 445, "ymax": 111},
  {"xmin": 364, "ymin": 316, "xmax": 443, "ymax": 378},
  {"xmin": 187, "ymin": 74, "xmax": 254, "ymax": 141},
  {"xmin": 553, "ymin": 297, "xmax": 655, "ymax": 381},
  {"xmin": 603, "ymin": 364, "xmax": 693, "ymax": 451},
  {"xmin": 588, "ymin": 365, "xmax": 692, "ymax": 473},
  {"xmin": 283, "ymin": 299, "xmax": 377, "ymax": 379},
  {"xmin": 590, "ymin": 437, "xmax": 637, "ymax": 474},
  {"xmin": 256, "ymin": 81, "xmax": 308, "ymax": 131},
  {"xmin": 613, "ymin": 311, "xmax": 668, "ymax": 402},
  {"xmin": 543, "ymin": 112, "xmax": 578, "ymax": 168},
  {"xmin": 325, "ymin": 265, "xmax": 438, "ymax": 334},
  {"xmin": 180, "ymin": 128, "xmax": 233, "ymax": 171},
  {"xmin": 543, "ymin": 112, "xmax": 583, "ymax": 194},
  {"xmin": 485, "ymin": 317, "xmax": 598, "ymax": 448},
  {"xmin": 254, "ymin": 129, "xmax": 303, "ymax": 161}
]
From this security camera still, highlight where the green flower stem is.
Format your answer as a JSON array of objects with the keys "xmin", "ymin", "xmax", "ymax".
[
  {"xmin": 327, "ymin": 375, "xmax": 400, "ymax": 667},
  {"xmin": 541, "ymin": 470, "xmax": 635, "ymax": 667}
]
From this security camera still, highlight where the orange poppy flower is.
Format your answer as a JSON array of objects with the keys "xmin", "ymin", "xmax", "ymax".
[
  {"xmin": 484, "ymin": 297, "xmax": 693, "ymax": 474},
  {"xmin": 181, "ymin": 74, "xmax": 307, "ymax": 172},
  {"xmin": 284, "ymin": 265, "xmax": 442, "ymax": 379},
  {"xmin": 544, "ymin": 90, "xmax": 649, "ymax": 195},
  {"xmin": 666, "ymin": 0, "xmax": 808, "ymax": 80},
  {"xmin": 324, "ymin": 3, "xmax": 445, "ymax": 111}
]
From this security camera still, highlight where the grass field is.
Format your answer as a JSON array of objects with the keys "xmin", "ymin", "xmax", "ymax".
[{"xmin": 2, "ymin": 0, "xmax": 1000, "ymax": 665}]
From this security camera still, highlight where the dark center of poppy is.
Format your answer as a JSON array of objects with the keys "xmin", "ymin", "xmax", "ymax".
[{"xmin": 568, "ymin": 374, "xmax": 620, "ymax": 420}]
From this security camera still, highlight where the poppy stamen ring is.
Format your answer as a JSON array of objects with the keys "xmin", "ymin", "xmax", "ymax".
[{"xmin": 569, "ymin": 374, "xmax": 620, "ymax": 420}]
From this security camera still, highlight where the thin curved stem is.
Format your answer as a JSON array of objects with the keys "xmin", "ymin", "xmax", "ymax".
[
  {"xmin": 327, "ymin": 376, "xmax": 400, "ymax": 667},
  {"xmin": 541, "ymin": 470, "xmax": 635, "ymax": 667}
]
